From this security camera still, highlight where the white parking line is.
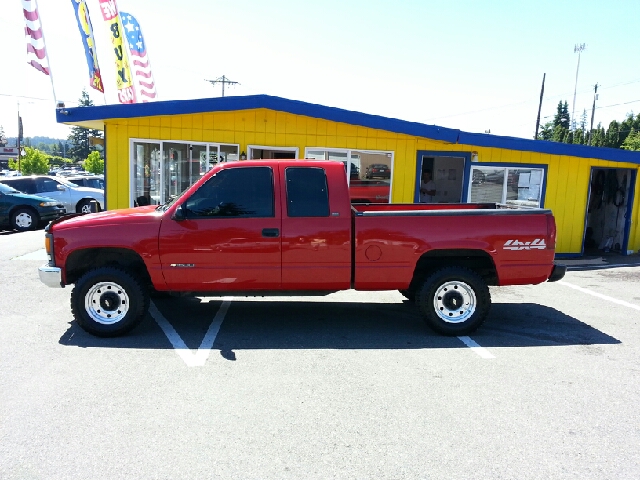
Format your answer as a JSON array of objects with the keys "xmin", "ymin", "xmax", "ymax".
[
  {"xmin": 457, "ymin": 336, "xmax": 495, "ymax": 358},
  {"xmin": 558, "ymin": 280, "xmax": 640, "ymax": 312},
  {"xmin": 149, "ymin": 298, "xmax": 231, "ymax": 367}
]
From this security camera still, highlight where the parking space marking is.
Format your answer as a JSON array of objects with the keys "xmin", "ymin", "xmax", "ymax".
[
  {"xmin": 149, "ymin": 298, "xmax": 231, "ymax": 367},
  {"xmin": 558, "ymin": 280, "xmax": 640, "ymax": 312},
  {"xmin": 457, "ymin": 336, "xmax": 495, "ymax": 358}
]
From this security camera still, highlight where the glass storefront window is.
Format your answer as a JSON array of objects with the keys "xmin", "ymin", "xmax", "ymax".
[
  {"xmin": 131, "ymin": 140, "xmax": 239, "ymax": 207},
  {"xmin": 469, "ymin": 166, "xmax": 544, "ymax": 207},
  {"xmin": 304, "ymin": 148, "xmax": 393, "ymax": 204}
]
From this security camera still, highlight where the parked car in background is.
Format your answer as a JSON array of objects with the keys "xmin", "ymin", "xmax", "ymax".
[
  {"xmin": 0, "ymin": 175, "xmax": 104, "ymax": 214},
  {"xmin": 0, "ymin": 182, "xmax": 65, "ymax": 232},
  {"xmin": 66, "ymin": 175, "xmax": 104, "ymax": 190},
  {"xmin": 365, "ymin": 163, "xmax": 391, "ymax": 179}
]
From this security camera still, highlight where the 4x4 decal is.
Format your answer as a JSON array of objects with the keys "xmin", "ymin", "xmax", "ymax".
[{"xmin": 504, "ymin": 239, "xmax": 546, "ymax": 250}]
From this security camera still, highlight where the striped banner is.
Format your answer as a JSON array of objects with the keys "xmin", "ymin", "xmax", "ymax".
[
  {"xmin": 121, "ymin": 12, "xmax": 157, "ymax": 102},
  {"xmin": 71, "ymin": 0, "xmax": 104, "ymax": 92},
  {"xmin": 98, "ymin": 0, "xmax": 136, "ymax": 103},
  {"xmin": 22, "ymin": 0, "xmax": 50, "ymax": 75}
]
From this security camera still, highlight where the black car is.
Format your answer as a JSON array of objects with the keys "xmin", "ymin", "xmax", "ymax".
[
  {"xmin": 365, "ymin": 163, "xmax": 391, "ymax": 179},
  {"xmin": 0, "ymin": 182, "xmax": 66, "ymax": 232}
]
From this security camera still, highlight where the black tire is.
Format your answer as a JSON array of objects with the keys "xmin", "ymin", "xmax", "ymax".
[
  {"xmin": 416, "ymin": 267, "xmax": 491, "ymax": 336},
  {"xmin": 70, "ymin": 267, "xmax": 149, "ymax": 337},
  {"xmin": 11, "ymin": 207, "xmax": 39, "ymax": 232},
  {"xmin": 77, "ymin": 199, "xmax": 99, "ymax": 214}
]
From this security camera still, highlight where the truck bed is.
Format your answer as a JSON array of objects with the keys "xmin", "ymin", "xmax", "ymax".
[{"xmin": 352, "ymin": 203, "xmax": 556, "ymax": 290}]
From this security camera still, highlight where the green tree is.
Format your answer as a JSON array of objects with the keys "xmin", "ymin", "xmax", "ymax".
[
  {"xmin": 8, "ymin": 147, "xmax": 49, "ymax": 174},
  {"xmin": 537, "ymin": 121, "xmax": 554, "ymax": 140},
  {"xmin": 67, "ymin": 89, "xmax": 104, "ymax": 161},
  {"xmin": 0, "ymin": 125, "xmax": 7, "ymax": 146},
  {"xmin": 622, "ymin": 129, "xmax": 640, "ymax": 151},
  {"xmin": 83, "ymin": 151, "xmax": 104, "ymax": 174}
]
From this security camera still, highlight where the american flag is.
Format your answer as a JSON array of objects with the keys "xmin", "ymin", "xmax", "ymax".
[
  {"xmin": 22, "ymin": 0, "xmax": 50, "ymax": 75},
  {"xmin": 120, "ymin": 12, "xmax": 157, "ymax": 102}
]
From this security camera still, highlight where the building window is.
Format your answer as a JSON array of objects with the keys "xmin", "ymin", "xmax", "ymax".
[
  {"xmin": 130, "ymin": 139, "xmax": 239, "ymax": 207},
  {"xmin": 469, "ymin": 166, "xmax": 544, "ymax": 207},
  {"xmin": 305, "ymin": 148, "xmax": 393, "ymax": 204}
]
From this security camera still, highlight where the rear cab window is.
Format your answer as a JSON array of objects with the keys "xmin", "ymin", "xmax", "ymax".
[{"xmin": 285, "ymin": 167, "xmax": 330, "ymax": 217}]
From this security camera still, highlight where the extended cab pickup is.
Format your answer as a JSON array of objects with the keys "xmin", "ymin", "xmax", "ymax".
[{"xmin": 38, "ymin": 160, "xmax": 565, "ymax": 337}]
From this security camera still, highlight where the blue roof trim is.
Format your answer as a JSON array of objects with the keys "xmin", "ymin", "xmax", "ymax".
[
  {"xmin": 57, "ymin": 94, "xmax": 640, "ymax": 164},
  {"xmin": 57, "ymin": 94, "xmax": 461, "ymax": 143},
  {"xmin": 458, "ymin": 131, "xmax": 640, "ymax": 164}
]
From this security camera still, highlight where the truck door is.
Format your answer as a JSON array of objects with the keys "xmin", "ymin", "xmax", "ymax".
[
  {"xmin": 280, "ymin": 165, "xmax": 351, "ymax": 290},
  {"xmin": 158, "ymin": 165, "xmax": 281, "ymax": 291}
]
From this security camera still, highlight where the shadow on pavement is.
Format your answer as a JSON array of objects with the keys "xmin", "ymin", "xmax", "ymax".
[{"xmin": 59, "ymin": 296, "xmax": 620, "ymax": 351}]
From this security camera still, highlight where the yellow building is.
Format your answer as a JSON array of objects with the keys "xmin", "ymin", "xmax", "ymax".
[{"xmin": 57, "ymin": 95, "xmax": 640, "ymax": 257}]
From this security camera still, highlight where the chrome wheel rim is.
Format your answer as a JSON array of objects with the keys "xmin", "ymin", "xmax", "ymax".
[
  {"xmin": 80, "ymin": 203, "xmax": 93, "ymax": 214},
  {"xmin": 84, "ymin": 281, "xmax": 130, "ymax": 325},
  {"xmin": 433, "ymin": 280, "xmax": 476, "ymax": 324},
  {"xmin": 15, "ymin": 213, "xmax": 33, "ymax": 229}
]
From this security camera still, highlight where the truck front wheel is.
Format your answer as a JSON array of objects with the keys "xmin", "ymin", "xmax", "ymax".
[
  {"xmin": 416, "ymin": 267, "xmax": 491, "ymax": 336},
  {"xmin": 70, "ymin": 267, "xmax": 149, "ymax": 337}
]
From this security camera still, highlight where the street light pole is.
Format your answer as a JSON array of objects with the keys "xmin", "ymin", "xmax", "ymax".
[{"xmin": 571, "ymin": 43, "xmax": 586, "ymax": 130}]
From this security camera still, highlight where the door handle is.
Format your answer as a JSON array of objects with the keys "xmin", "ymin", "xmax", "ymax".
[{"xmin": 262, "ymin": 228, "xmax": 279, "ymax": 238}]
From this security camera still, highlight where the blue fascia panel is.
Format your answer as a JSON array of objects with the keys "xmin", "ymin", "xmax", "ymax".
[
  {"xmin": 458, "ymin": 131, "xmax": 640, "ymax": 165},
  {"xmin": 56, "ymin": 94, "xmax": 461, "ymax": 143}
]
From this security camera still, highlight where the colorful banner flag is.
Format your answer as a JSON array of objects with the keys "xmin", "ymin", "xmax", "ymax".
[
  {"xmin": 98, "ymin": 0, "xmax": 136, "ymax": 103},
  {"xmin": 22, "ymin": 0, "xmax": 50, "ymax": 75},
  {"xmin": 71, "ymin": 0, "xmax": 104, "ymax": 93},
  {"xmin": 120, "ymin": 12, "xmax": 157, "ymax": 102}
]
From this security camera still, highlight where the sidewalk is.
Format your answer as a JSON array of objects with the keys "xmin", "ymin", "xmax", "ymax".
[{"xmin": 557, "ymin": 251, "xmax": 640, "ymax": 269}]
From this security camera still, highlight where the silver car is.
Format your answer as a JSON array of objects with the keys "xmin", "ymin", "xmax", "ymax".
[{"xmin": 0, "ymin": 175, "xmax": 104, "ymax": 214}]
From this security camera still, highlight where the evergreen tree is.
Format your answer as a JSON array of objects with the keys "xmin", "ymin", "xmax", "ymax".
[
  {"xmin": 605, "ymin": 120, "xmax": 621, "ymax": 148},
  {"xmin": 67, "ymin": 90, "xmax": 104, "ymax": 161},
  {"xmin": 553, "ymin": 101, "xmax": 570, "ymax": 130},
  {"xmin": 0, "ymin": 125, "xmax": 7, "ymax": 146}
]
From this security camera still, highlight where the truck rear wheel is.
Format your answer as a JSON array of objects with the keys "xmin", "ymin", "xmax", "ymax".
[
  {"xmin": 416, "ymin": 267, "xmax": 491, "ymax": 336},
  {"xmin": 70, "ymin": 267, "xmax": 149, "ymax": 337}
]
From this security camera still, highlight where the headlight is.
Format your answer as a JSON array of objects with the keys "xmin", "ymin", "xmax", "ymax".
[{"xmin": 39, "ymin": 201, "xmax": 59, "ymax": 207}]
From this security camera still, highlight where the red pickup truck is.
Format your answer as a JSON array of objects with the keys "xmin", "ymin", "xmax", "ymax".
[{"xmin": 38, "ymin": 160, "xmax": 565, "ymax": 338}]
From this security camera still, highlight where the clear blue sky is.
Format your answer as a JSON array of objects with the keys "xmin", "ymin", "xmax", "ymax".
[{"xmin": 1, "ymin": 0, "xmax": 639, "ymax": 141}]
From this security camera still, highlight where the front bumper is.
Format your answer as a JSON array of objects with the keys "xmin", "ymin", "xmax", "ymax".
[
  {"xmin": 547, "ymin": 263, "xmax": 567, "ymax": 282},
  {"xmin": 38, "ymin": 264, "xmax": 64, "ymax": 288}
]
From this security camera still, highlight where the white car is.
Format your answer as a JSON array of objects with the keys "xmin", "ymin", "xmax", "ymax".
[{"xmin": 0, "ymin": 175, "xmax": 104, "ymax": 214}]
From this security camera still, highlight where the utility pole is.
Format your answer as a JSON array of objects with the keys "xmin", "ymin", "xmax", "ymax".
[
  {"xmin": 534, "ymin": 73, "xmax": 546, "ymax": 139},
  {"xmin": 205, "ymin": 76, "xmax": 239, "ymax": 97},
  {"xmin": 571, "ymin": 43, "xmax": 586, "ymax": 130},
  {"xmin": 589, "ymin": 83, "xmax": 599, "ymax": 145}
]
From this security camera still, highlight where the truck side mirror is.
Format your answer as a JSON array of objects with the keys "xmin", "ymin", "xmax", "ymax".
[{"xmin": 172, "ymin": 204, "xmax": 186, "ymax": 221}]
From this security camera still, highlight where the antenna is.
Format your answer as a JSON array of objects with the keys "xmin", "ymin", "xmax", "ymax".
[{"xmin": 205, "ymin": 76, "xmax": 240, "ymax": 97}]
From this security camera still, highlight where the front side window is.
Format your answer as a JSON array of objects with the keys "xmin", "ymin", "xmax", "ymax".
[
  {"xmin": 469, "ymin": 166, "xmax": 544, "ymax": 207},
  {"xmin": 285, "ymin": 167, "xmax": 329, "ymax": 217},
  {"xmin": 184, "ymin": 166, "xmax": 274, "ymax": 218}
]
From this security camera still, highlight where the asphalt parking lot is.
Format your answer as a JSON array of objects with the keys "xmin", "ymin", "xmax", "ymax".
[{"xmin": 1, "ymin": 230, "xmax": 639, "ymax": 479}]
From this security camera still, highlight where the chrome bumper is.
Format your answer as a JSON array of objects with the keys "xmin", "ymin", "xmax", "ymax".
[{"xmin": 38, "ymin": 264, "xmax": 64, "ymax": 288}]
